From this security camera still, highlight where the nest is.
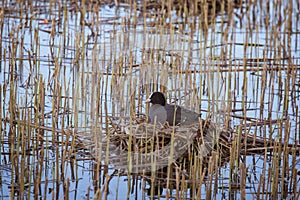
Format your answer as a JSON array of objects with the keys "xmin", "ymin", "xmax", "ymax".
[
  {"xmin": 76, "ymin": 115, "xmax": 299, "ymax": 175},
  {"xmin": 105, "ymin": 116, "xmax": 223, "ymax": 173}
]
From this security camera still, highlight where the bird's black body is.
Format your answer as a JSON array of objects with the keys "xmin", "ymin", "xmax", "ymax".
[{"xmin": 146, "ymin": 92, "xmax": 200, "ymax": 126}]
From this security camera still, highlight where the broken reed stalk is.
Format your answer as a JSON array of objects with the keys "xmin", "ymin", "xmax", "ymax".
[
  {"xmin": 240, "ymin": 162, "xmax": 246, "ymax": 200},
  {"xmin": 8, "ymin": 22, "xmax": 17, "ymax": 198}
]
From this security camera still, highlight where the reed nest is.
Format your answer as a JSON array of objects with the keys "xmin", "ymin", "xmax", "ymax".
[
  {"xmin": 109, "ymin": 117, "xmax": 220, "ymax": 171},
  {"xmin": 76, "ymin": 117, "xmax": 300, "ymax": 174},
  {"xmin": 77, "ymin": 116, "xmax": 225, "ymax": 173}
]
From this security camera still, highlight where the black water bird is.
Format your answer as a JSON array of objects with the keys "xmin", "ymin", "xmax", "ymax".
[{"xmin": 146, "ymin": 92, "xmax": 201, "ymax": 126}]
